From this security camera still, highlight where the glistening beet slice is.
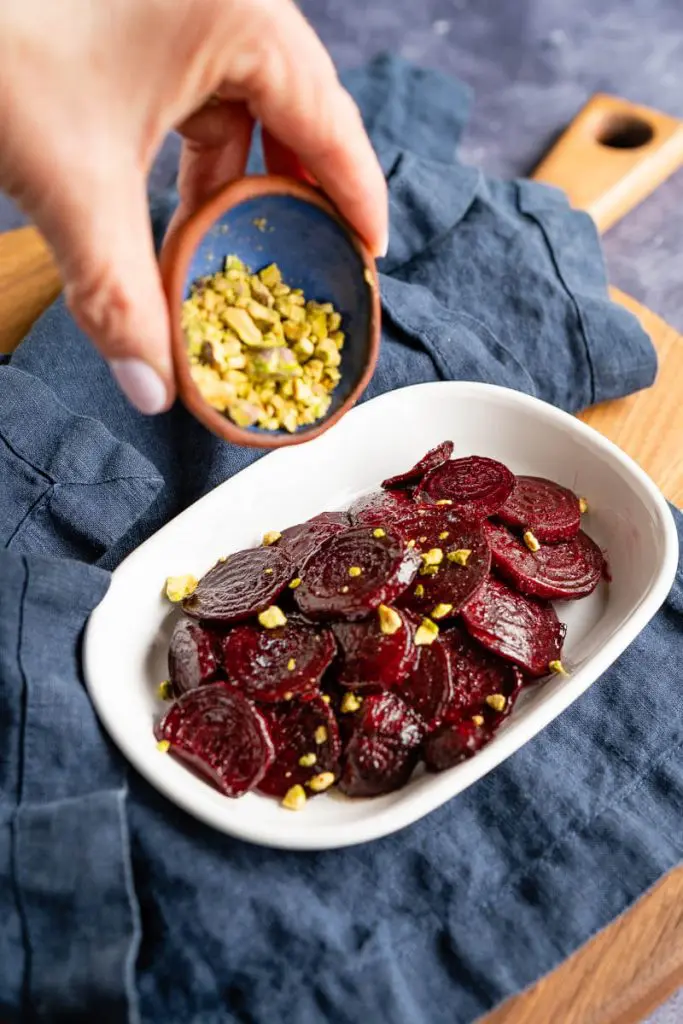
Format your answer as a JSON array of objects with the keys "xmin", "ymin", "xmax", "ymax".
[
  {"xmin": 460, "ymin": 576, "xmax": 565, "ymax": 677},
  {"xmin": 498, "ymin": 476, "xmax": 581, "ymax": 543},
  {"xmin": 257, "ymin": 697, "xmax": 341, "ymax": 797},
  {"xmin": 485, "ymin": 521, "xmax": 604, "ymax": 600},
  {"xmin": 423, "ymin": 719, "xmax": 489, "ymax": 771},
  {"xmin": 397, "ymin": 517, "xmax": 491, "ymax": 618},
  {"xmin": 220, "ymin": 618, "xmax": 336, "ymax": 702},
  {"xmin": 294, "ymin": 527, "xmax": 420, "ymax": 621},
  {"xmin": 155, "ymin": 684, "xmax": 273, "ymax": 797},
  {"xmin": 348, "ymin": 489, "xmax": 416, "ymax": 529},
  {"xmin": 394, "ymin": 632, "xmax": 454, "ymax": 731},
  {"xmin": 445, "ymin": 625, "xmax": 525, "ymax": 714},
  {"xmin": 381, "ymin": 441, "xmax": 454, "ymax": 490},
  {"xmin": 168, "ymin": 618, "xmax": 221, "ymax": 696},
  {"xmin": 183, "ymin": 546, "xmax": 293, "ymax": 623},
  {"xmin": 339, "ymin": 692, "xmax": 423, "ymax": 797},
  {"xmin": 332, "ymin": 607, "xmax": 416, "ymax": 691},
  {"xmin": 416, "ymin": 456, "xmax": 514, "ymax": 518},
  {"xmin": 279, "ymin": 511, "xmax": 350, "ymax": 571}
]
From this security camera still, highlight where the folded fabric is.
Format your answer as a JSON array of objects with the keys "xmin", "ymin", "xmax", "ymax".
[{"xmin": 1, "ymin": 55, "xmax": 680, "ymax": 1024}]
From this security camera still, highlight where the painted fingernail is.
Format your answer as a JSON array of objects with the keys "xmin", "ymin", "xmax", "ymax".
[{"xmin": 109, "ymin": 358, "xmax": 168, "ymax": 415}]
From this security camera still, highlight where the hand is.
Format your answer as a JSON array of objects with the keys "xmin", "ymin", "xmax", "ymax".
[{"xmin": 0, "ymin": 0, "xmax": 387, "ymax": 413}]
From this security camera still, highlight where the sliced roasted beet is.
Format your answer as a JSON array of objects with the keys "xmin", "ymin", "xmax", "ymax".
[
  {"xmin": 220, "ymin": 618, "xmax": 335, "ymax": 703},
  {"xmin": 381, "ymin": 441, "xmax": 454, "ymax": 490},
  {"xmin": 168, "ymin": 618, "xmax": 221, "ymax": 696},
  {"xmin": 460, "ymin": 576, "xmax": 566, "ymax": 677},
  {"xmin": 155, "ymin": 684, "xmax": 273, "ymax": 797},
  {"xmin": 339, "ymin": 692, "xmax": 423, "ymax": 797},
  {"xmin": 257, "ymin": 696, "xmax": 341, "ymax": 797},
  {"xmin": 183, "ymin": 546, "xmax": 293, "ymax": 624},
  {"xmin": 348, "ymin": 489, "xmax": 416, "ymax": 529},
  {"xmin": 423, "ymin": 719, "xmax": 489, "ymax": 772},
  {"xmin": 295, "ymin": 527, "xmax": 420, "ymax": 621},
  {"xmin": 444, "ymin": 624, "xmax": 525, "ymax": 715},
  {"xmin": 397, "ymin": 517, "xmax": 491, "ymax": 618},
  {"xmin": 498, "ymin": 476, "xmax": 581, "ymax": 543},
  {"xmin": 332, "ymin": 607, "xmax": 416, "ymax": 691},
  {"xmin": 416, "ymin": 456, "xmax": 515, "ymax": 518},
  {"xmin": 394, "ymin": 633, "xmax": 455, "ymax": 731},
  {"xmin": 484, "ymin": 521, "xmax": 604, "ymax": 600},
  {"xmin": 279, "ymin": 511, "xmax": 350, "ymax": 571}
]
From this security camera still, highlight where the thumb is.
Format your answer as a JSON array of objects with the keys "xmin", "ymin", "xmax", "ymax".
[{"xmin": 31, "ymin": 163, "xmax": 174, "ymax": 414}]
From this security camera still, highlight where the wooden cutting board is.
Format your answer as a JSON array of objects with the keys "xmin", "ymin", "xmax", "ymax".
[{"xmin": 0, "ymin": 93, "xmax": 681, "ymax": 1024}]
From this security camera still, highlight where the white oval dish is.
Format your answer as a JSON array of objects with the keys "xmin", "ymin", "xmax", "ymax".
[{"xmin": 84, "ymin": 382, "xmax": 679, "ymax": 850}]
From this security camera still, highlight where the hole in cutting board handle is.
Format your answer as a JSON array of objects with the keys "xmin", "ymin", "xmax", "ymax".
[{"xmin": 596, "ymin": 114, "xmax": 655, "ymax": 149}]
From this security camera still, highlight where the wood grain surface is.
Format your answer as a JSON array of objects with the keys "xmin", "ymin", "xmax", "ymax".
[{"xmin": 0, "ymin": 222, "xmax": 681, "ymax": 1024}]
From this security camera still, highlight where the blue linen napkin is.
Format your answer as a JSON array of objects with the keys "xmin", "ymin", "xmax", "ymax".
[{"xmin": 1, "ymin": 55, "xmax": 681, "ymax": 1023}]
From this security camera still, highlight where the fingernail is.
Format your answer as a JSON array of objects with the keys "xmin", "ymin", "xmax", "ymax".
[
  {"xmin": 377, "ymin": 229, "xmax": 389, "ymax": 259},
  {"xmin": 109, "ymin": 358, "xmax": 168, "ymax": 415}
]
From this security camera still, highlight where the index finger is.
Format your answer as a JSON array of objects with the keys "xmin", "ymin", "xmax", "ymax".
[{"xmin": 230, "ymin": 1, "xmax": 388, "ymax": 257}]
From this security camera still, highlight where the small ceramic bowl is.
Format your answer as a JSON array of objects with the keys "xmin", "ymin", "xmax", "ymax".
[{"xmin": 159, "ymin": 176, "xmax": 381, "ymax": 448}]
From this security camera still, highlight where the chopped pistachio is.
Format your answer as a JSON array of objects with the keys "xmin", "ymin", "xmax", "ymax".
[
  {"xmin": 407, "ymin": 539, "xmax": 417, "ymax": 549},
  {"xmin": 472, "ymin": 714, "xmax": 485, "ymax": 727},
  {"xmin": 439, "ymin": 531, "xmax": 450, "ymax": 540},
  {"xmin": 378, "ymin": 604, "xmax": 402, "ymax": 635},
  {"xmin": 282, "ymin": 784, "xmax": 307, "ymax": 811},
  {"xmin": 435, "ymin": 499, "xmax": 453, "ymax": 506},
  {"xmin": 308, "ymin": 772, "xmax": 335, "ymax": 793},
  {"xmin": 321, "ymin": 694, "xmax": 331, "ymax": 704},
  {"xmin": 579, "ymin": 497, "xmax": 589, "ymax": 514},
  {"xmin": 447, "ymin": 548, "xmax": 472, "ymax": 566},
  {"xmin": 421, "ymin": 549, "xmax": 444, "ymax": 568},
  {"xmin": 419, "ymin": 564, "xmax": 440, "ymax": 577},
  {"xmin": 287, "ymin": 658, "xmax": 297, "ymax": 671},
  {"xmin": 283, "ymin": 691, "xmax": 294, "ymax": 701},
  {"xmin": 258, "ymin": 605, "xmax": 287, "ymax": 629},
  {"xmin": 264, "ymin": 567, "xmax": 274, "ymax": 575},
  {"xmin": 523, "ymin": 530, "xmax": 541, "ymax": 552},
  {"xmin": 165, "ymin": 574, "xmax": 198, "ymax": 603},
  {"xmin": 431, "ymin": 603, "xmax": 453, "ymax": 620},
  {"xmin": 340, "ymin": 692, "xmax": 363, "ymax": 714},
  {"xmin": 419, "ymin": 535, "xmax": 428, "ymax": 543},
  {"xmin": 298, "ymin": 752, "xmax": 317, "ymax": 768},
  {"xmin": 262, "ymin": 530, "xmax": 282, "ymax": 546},
  {"xmin": 157, "ymin": 680, "xmax": 173, "ymax": 701},
  {"xmin": 289, "ymin": 577, "xmax": 302, "ymax": 589},
  {"xmin": 414, "ymin": 583, "xmax": 425, "ymax": 598},
  {"xmin": 348, "ymin": 566, "xmax": 363, "ymax": 577},
  {"xmin": 415, "ymin": 618, "xmax": 439, "ymax": 646},
  {"xmin": 549, "ymin": 659, "xmax": 569, "ymax": 676},
  {"xmin": 340, "ymin": 585, "xmax": 350, "ymax": 593},
  {"xmin": 372, "ymin": 527, "xmax": 386, "ymax": 538},
  {"xmin": 486, "ymin": 693, "xmax": 507, "ymax": 712},
  {"xmin": 259, "ymin": 263, "xmax": 281, "ymax": 289},
  {"xmin": 156, "ymin": 740, "xmax": 171, "ymax": 753},
  {"xmin": 314, "ymin": 725, "xmax": 328, "ymax": 744}
]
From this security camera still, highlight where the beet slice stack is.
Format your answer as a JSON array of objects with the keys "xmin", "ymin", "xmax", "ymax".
[
  {"xmin": 485, "ymin": 520, "xmax": 604, "ymax": 600},
  {"xmin": 497, "ymin": 475, "xmax": 581, "ymax": 543}
]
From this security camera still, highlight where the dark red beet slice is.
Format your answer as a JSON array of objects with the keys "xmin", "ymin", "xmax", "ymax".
[
  {"xmin": 381, "ymin": 441, "xmax": 454, "ymax": 490},
  {"xmin": 498, "ymin": 476, "xmax": 581, "ymax": 543},
  {"xmin": 485, "ymin": 521, "xmax": 604, "ymax": 600},
  {"xmin": 423, "ymin": 719, "xmax": 489, "ymax": 771},
  {"xmin": 460, "ymin": 576, "xmax": 566, "ymax": 677},
  {"xmin": 332, "ymin": 607, "xmax": 416, "ymax": 691},
  {"xmin": 257, "ymin": 696, "xmax": 341, "ymax": 797},
  {"xmin": 155, "ymin": 684, "xmax": 273, "ymax": 797},
  {"xmin": 168, "ymin": 618, "xmax": 221, "ymax": 696},
  {"xmin": 220, "ymin": 618, "xmax": 335, "ymax": 702},
  {"xmin": 416, "ymin": 456, "xmax": 514, "ymax": 518},
  {"xmin": 397, "ymin": 517, "xmax": 491, "ymax": 618},
  {"xmin": 295, "ymin": 527, "xmax": 420, "ymax": 621},
  {"xmin": 279, "ymin": 511, "xmax": 350, "ymax": 571},
  {"xmin": 445, "ymin": 625, "xmax": 525, "ymax": 715},
  {"xmin": 348, "ymin": 489, "xmax": 416, "ymax": 529},
  {"xmin": 183, "ymin": 546, "xmax": 293, "ymax": 623},
  {"xmin": 394, "ymin": 633, "xmax": 454, "ymax": 731},
  {"xmin": 339, "ymin": 692, "xmax": 423, "ymax": 797}
]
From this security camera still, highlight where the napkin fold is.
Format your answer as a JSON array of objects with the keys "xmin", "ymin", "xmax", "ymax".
[{"xmin": 0, "ymin": 55, "xmax": 680, "ymax": 1024}]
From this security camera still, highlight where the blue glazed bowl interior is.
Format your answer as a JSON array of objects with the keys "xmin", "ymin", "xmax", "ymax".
[{"xmin": 183, "ymin": 194, "xmax": 373, "ymax": 436}]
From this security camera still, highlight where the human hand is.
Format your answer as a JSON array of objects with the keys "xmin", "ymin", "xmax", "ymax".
[{"xmin": 0, "ymin": 0, "xmax": 387, "ymax": 413}]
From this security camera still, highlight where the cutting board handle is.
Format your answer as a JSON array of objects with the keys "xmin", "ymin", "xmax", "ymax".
[{"xmin": 531, "ymin": 93, "xmax": 683, "ymax": 233}]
